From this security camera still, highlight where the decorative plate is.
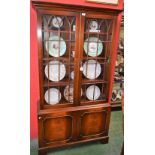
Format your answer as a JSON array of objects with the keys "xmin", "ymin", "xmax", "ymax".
[
  {"xmin": 83, "ymin": 60, "xmax": 101, "ymax": 79},
  {"xmin": 84, "ymin": 37, "xmax": 103, "ymax": 57},
  {"xmin": 46, "ymin": 36, "xmax": 66, "ymax": 57},
  {"xmin": 52, "ymin": 17, "xmax": 63, "ymax": 28},
  {"xmin": 44, "ymin": 88, "xmax": 61, "ymax": 105},
  {"xmin": 44, "ymin": 61, "xmax": 66, "ymax": 81},
  {"xmin": 89, "ymin": 20, "xmax": 98, "ymax": 30},
  {"xmin": 70, "ymin": 71, "xmax": 74, "ymax": 80},
  {"xmin": 86, "ymin": 85, "xmax": 101, "ymax": 101},
  {"xmin": 64, "ymin": 85, "xmax": 82, "ymax": 102}
]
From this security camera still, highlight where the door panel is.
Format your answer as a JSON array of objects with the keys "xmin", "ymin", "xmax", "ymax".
[
  {"xmin": 38, "ymin": 10, "xmax": 80, "ymax": 109},
  {"xmin": 78, "ymin": 106, "xmax": 110, "ymax": 140},
  {"xmin": 79, "ymin": 13, "xmax": 116, "ymax": 105},
  {"xmin": 38, "ymin": 112, "xmax": 75, "ymax": 147}
]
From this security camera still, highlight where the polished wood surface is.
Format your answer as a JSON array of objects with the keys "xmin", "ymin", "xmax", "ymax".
[{"xmin": 32, "ymin": 1, "xmax": 123, "ymax": 154}]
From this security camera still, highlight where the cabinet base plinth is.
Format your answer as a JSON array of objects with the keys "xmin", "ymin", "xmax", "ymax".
[
  {"xmin": 100, "ymin": 137, "xmax": 109, "ymax": 144},
  {"xmin": 38, "ymin": 136, "xmax": 109, "ymax": 154},
  {"xmin": 38, "ymin": 150, "xmax": 47, "ymax": 155}
]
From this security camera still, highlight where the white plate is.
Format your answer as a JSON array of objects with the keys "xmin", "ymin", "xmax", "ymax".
[
  {"xmin": 44, "ymin": 61, "xmax": 66, "ymax": 81},
  {"xmin": 84, "ymin": 37, "xmax": 103, "ymax": 57},
  {"xmin": 70, "ymin": 71, "xmax": 74, "ymax": 80},
  {"xmin": 64, "ymin": 85, "xmax": 82, "ymax": 102},
  {"xmin": 86, "ymin": 85, "xmax": 101, "ymax": 101},
  {"xmin": 83, "ymin": 60, "xmax": 101, "ymax": 79},
  {"xmin": 44, "ymin": 88, "xmax": 61, "ymax": 105},
  {"xmin": 52, "ymin": 17, "xmax": 63, "ymax": 28},
  {"xmin": 46, "ymin": 36, "xmax": 66, "ymax": 57},
  {"xmin": 89, "ymin": 20, "xmax": 98, "ymax": 30}
]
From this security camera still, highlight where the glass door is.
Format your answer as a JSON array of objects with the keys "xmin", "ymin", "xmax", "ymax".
[
  {"xmin": 39, "ymin": 11, "xmax": 80, "ymax": 108},
  {"xmin": 79, "ymin": 13, "xmax": 115, "ymax": 105}
]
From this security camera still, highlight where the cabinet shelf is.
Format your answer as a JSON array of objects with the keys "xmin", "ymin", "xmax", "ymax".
[
  {"xmin": 81, "ymin": 99, "xmax": 107, "ymax": 105},
  {"xmin": 82, "ymin": 57, "xmax": 107, "ymax": 61},
  {"xmin": 42, "ymin": 57, "xmax": 74, "ymax": 62},
  {"xmin": 42, "ymin": 29, "xmax": 75, "ymax": 34},
  {"xmin": 43, "ymin": 80, "xmax": 73, "ymax": 87},
  {"xmin": 84, "ymin": 32, "xmax": 112, "ymax": 35},
  {"xmin": 82, "ymin": 79, "xmax": 108, "ymax": 85}
]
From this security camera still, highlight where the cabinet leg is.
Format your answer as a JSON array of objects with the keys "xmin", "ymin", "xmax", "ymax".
[
  {"xmin": 38, "ymin": 150, "xmax": 47, "ymax": 155},
  {"xmin": 100, "ymin": 137, "xmax": 109, "ymax": 144}
]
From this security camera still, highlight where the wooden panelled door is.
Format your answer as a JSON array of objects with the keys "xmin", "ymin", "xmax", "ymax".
[{"xmin": 38, "ymin": 111, "xmax": 75, "ymax": 146}]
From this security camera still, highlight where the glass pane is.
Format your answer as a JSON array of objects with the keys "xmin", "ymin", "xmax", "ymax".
[
  {"xmin": 42, "ymin": 14, "xmax": 76, "ymax": 106},
  {"xmin": 81, "ymin": 17, "xmax": 114, "ymax": 103}
]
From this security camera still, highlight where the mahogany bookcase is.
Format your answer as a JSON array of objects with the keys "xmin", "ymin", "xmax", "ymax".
[{"xmin": 32, "ymin": 1, "xmax": 123, "ymax": 154}]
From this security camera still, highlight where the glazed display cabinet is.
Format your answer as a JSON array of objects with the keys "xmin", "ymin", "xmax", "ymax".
[{"xmin": 32, "ymin": 1, "xmax": 123, "ymax": 154}]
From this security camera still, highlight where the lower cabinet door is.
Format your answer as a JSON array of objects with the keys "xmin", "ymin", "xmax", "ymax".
[
  {"xmin": 78, "ymin": 106, "xmax": 111, "ymax": 140},
  {"xmin": 38, "ymin": 112, "xmax": 75, "ymax": 147}
]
